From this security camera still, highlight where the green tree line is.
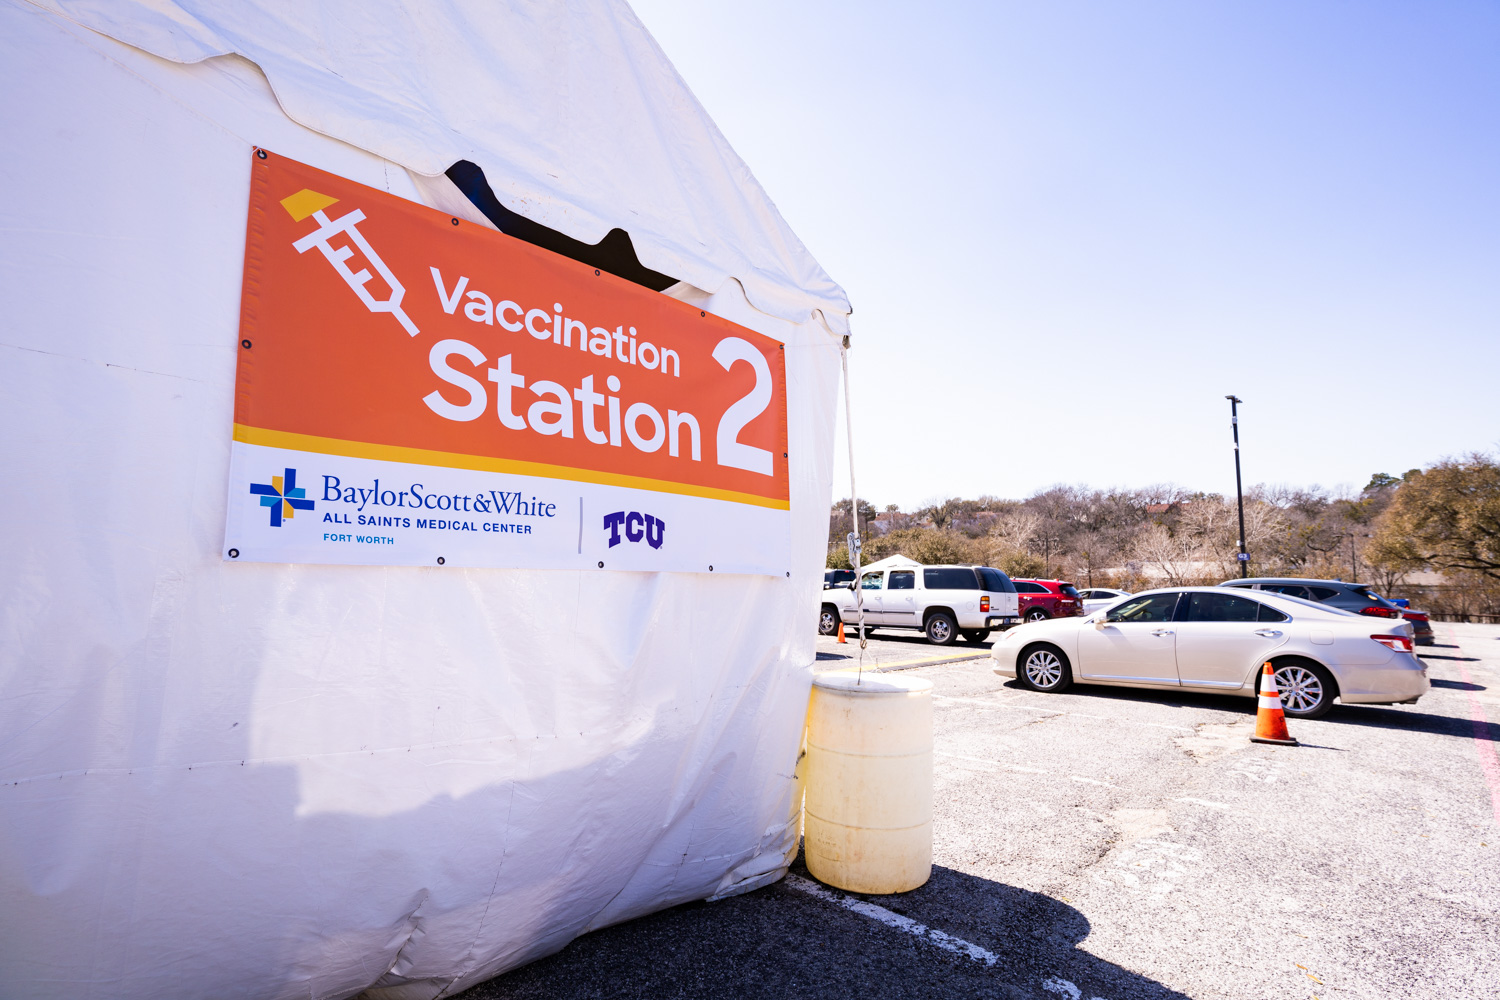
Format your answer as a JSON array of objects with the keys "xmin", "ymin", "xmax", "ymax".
[{"xmin": 827, "ymin": 454, "xmax": 1500, "ymax": 615}]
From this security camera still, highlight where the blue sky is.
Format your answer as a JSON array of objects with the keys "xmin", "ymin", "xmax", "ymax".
[{"xmin": 630, "ymin": 1, "xmax": 1500, "ymax": 510}]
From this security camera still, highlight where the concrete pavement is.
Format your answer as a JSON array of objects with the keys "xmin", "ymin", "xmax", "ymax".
[{"xmin": 456, "ymin": 623, "xmax": 1500, "ymax": 999}]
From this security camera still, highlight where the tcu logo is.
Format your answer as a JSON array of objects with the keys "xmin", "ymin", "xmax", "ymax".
[{"xmin": 604, "ymin": 511, "xmax": 665, "ymax": 549}]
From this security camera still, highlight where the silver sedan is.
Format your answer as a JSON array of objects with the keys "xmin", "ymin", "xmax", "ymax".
[
  {"xmin": 991, "ymin": 587, "xmax": 1428, "ymax": 718},
  {"xmin": 1077, "ymin": 587, "xmax": 1132, "ymax": 614}
]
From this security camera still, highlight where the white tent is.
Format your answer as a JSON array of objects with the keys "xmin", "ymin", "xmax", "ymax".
[
  {"xmin": 0, "ymin": 2, "xmax": 850, "ymax": 997},
  {"xmin": 857, "ymin": 554, "xmax": 924, "ymax": 574}
]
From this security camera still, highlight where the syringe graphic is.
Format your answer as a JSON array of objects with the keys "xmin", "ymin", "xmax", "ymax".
[{"xmin": 286, "ymin": 192, "xmax": 420, "ymax": 337}]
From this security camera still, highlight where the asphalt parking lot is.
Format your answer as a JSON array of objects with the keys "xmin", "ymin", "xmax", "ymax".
[{"xmin": 457, "ymin": 623, "xmax": 1500, "ymax": 1000}]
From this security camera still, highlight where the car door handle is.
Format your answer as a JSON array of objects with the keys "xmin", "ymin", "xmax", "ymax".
[
  {"xmin": 1151, "ymin": 629, "xmax": 1174, "ymax": 636},
  {"xmin": 1254, "ymin": 629, "xmax": 1283, "ymax": 637}
]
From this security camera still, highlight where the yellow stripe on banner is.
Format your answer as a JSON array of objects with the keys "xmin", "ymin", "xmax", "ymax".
[{"xmin": 233, "ymin": 424, "xmax": 792, "ymax": 511}]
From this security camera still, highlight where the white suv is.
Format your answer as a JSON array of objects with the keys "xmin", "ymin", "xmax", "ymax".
[{"xmin": 818, "ymin": 563, "xmax": 1022, "ymax": 645}]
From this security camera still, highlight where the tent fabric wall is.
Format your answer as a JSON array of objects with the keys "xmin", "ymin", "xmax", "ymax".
[
  {"xmin": 0, "ymin": 3, "xmax": 847, "ymax": 998},
  {"xmin": 29, "ymin": 0, "xmax": 851, "ymax": 337}
]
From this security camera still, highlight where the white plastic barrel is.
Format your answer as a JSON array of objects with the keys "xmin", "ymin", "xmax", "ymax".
[{"xmin": 803, "ymin": 670, "xmax": 933, "ymax": 894}]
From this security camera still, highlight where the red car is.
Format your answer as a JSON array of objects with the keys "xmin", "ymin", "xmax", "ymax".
[{"xmin": 1012, "ymin": 579, "xmax": 1083, "ymax": 621}]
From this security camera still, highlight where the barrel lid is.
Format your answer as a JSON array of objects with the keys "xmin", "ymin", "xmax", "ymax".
[{"xmin": 812, "ymin": 670, "xmax": 934, "ymax": 694}]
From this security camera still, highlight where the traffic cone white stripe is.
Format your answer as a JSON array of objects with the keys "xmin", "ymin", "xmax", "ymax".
[{"xmin": 1258, "ymin": 695, "xmax": 1283, "ymax": 710}]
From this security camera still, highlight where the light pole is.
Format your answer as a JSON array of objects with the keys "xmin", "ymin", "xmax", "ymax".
[
  {"xmin": 1226, "ymin": 395, "xmax": 1248, "ymax": 578},
  {"xmin": 1349, "ymin": 531, "xmax": 1370, "ymax": 582}
]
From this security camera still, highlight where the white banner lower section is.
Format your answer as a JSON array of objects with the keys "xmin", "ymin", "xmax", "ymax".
[{"xmin": 225, "ymin": 442, "xmax": 792, "ymax": 576}]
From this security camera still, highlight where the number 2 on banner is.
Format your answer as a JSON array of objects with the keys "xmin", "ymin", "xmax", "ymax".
[{"xmin": 713, "ymin": 337, "xmax": 774, "ymax": 476}]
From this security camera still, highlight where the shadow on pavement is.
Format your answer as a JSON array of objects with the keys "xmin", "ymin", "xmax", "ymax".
[
  {"xmin": 996, "ymin": 679, "xmax": 1499, "ymax": 742},
  {"xmin": 998, "ymin": 678, "xmax": 1257, "ymax": 716},
  {"xmin": 455, "ymin": 853, "xmax": 1189, "ymax": 1000},
  {"xmin": 1429, "ymin": 677, "xmax": 1485, "ymax": 690},
  {"xmin": 1332, "ymin": 703, "xmax": 1499, "ymax": 741},
  {"xmin": 837, "ymin": 629, "xmax": 995, "ymax": 651}
]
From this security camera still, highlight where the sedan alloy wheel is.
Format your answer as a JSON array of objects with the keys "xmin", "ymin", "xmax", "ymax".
[
  {"xmin": 1274, "ymin": 663, "xmax": 1331, "ymax": 718},
  {"xmin": 1021, "ymin": 646, "xmax": 1071, "ymax": 692}
]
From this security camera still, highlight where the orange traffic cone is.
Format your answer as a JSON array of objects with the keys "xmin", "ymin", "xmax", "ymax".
[
  {"xmin": 1251, "ymin": 661, "xmax": 1298, "ymax": 746},
  {"xmin": 836, "ymin": 620, "xmax": 846, "ymax": 643}
]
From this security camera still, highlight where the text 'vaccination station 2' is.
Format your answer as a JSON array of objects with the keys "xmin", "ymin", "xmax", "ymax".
[
  {"xmin": 228, "ymin": 151, "xmax": 792, "ymax": 575},
  {"xmin": 225, "ymin": 151, "xmax": 791, "ymax": 574}
]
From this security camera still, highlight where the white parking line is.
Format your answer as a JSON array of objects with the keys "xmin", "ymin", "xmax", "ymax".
[
  {"xmin": 1043, "ymin": 975, "xmax": 1109, "ymax": 1000},
  {"xmin": 933, "ymin": 694, "xmax": 1059, "ymax": 713},
  {"xmin": 934, "ymin": 751, "xmax": 1049, "ymax": 773},
  {"xmin": 783, "ymin": 874, "xmax": 998, "ymax": 966},
  {"xmin": 1069, "ymin": 776, "xmax": 1118, "ymax": 787},
  {"xmin": 932, "ymin": 694, "xmax": 1194, "ymax": 732}
]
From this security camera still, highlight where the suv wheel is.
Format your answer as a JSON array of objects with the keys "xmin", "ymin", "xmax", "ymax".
[
  {"xmin": 1025, "ymin": 608, "xmax": 1050, "ymax": 622},
  {"xmin": 818, "ymin": 605, "xmax": 839, "ymax": 636},
  {"xmin": 925, "ymin": 612, "xmax": 958, "ymax": 646},
  {"xmin": 961, "ymin": 629, "xmax": 991, "ymax": 643}
]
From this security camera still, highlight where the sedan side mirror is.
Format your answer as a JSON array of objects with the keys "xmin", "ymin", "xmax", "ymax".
[{"xmin": 1094, "ymin": 616, "xmax": 1110, "ymax": 630}]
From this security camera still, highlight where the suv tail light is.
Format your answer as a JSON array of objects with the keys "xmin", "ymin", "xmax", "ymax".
[
  {"xmin": 1371, "ymin": 633, "xmax": 1413, "ymax": 653},
  {"xmin": 1402, "ymin": 611, "xmax": 1429, "ymax": 623},
  {"xmin": 1359, "ymin": 606, "xmax": 1400, "ymax": 619},
  {"xmin": 980, "ymin": 596, "xmax": 990, "ymax": 613}
]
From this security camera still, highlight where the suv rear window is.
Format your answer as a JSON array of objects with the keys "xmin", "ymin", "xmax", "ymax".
[
  {"xmin": 977, "ymin": 567, "xmax": 1016, "ymax": 593},
  {"xmin": 924, "ymin": 567, "xmax": 979, "ymax": 590},
  {"xmin": 1060, "ymin": 584, "xmax": 1080, "ymax": 598}
]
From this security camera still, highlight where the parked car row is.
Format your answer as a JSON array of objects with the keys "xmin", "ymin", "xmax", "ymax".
[
  {"xmin": 991, "ymin": 586, "xmax": 1428, "ymax": 718},
  {"xmin": 819, "ymin": 564, "xmax": 1435, "ymax": 654}
]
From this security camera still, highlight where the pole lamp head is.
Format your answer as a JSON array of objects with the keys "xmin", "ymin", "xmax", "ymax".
[{"xmin": 1225, "ymin": 395, "xmax": 1242, "ymax": 404}]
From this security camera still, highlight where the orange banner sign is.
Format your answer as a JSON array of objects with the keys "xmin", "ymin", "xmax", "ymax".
[
  {"xmin": 224, "ymin": 150, "xmax": 791, "ymax": 574},
  {"xmin": 235, "ymin": 151, "xmax": 789, "ymax": 510}
]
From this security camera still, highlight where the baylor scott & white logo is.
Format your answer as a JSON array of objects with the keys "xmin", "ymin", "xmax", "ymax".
[{"xmin": 249, "ymin": 467, "xmax": 315, "ymax": 526}]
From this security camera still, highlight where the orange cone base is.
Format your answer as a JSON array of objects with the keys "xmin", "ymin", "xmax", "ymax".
[{"xmin": 1250, "ymin": 734, "xmax": 1299, "ymax": 746}]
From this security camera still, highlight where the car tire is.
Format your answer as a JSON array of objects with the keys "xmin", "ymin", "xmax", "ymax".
[
  {"xmin": 1018, "ymin": 644, "xmax": 1073, "ymax": 692},
  {"xmin": 818, "ymin": 605, "xmax": 839, "ymax": 636},
  {"xmin": 1025, "ymin": 608, "xmax": 1050, "ymax": 622},
  {"xmin": 1259, "ymin": 659, "xmax": 1337, "ymax": 719},
  {"xmin": 925, "ymin": 611, "xmax": 958, "ymax": 646},
  {"xmin": 961, "ymin": 629, "xmax": 992, "ymax": 643}
]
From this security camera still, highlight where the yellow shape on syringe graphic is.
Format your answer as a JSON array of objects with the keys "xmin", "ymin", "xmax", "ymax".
[{"xmin": 282, "ymin": 187, "xmax": 420, "ymax": 337}]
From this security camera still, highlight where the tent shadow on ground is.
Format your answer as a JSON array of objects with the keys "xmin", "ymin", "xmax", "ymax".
[{"xmin": 455, "ymin": 855, "xmax": 1191, "ymax": 1000}]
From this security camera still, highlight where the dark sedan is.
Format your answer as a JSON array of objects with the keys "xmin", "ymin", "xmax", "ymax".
[{"xmin": 1218, "ymin": 577, "xmax": 1434, "ymax": 646}]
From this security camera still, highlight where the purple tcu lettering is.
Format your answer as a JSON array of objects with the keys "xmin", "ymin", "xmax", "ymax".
[{"xmin": 603, "ymin": 511, "xmax": 665, "ymax": 549}]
